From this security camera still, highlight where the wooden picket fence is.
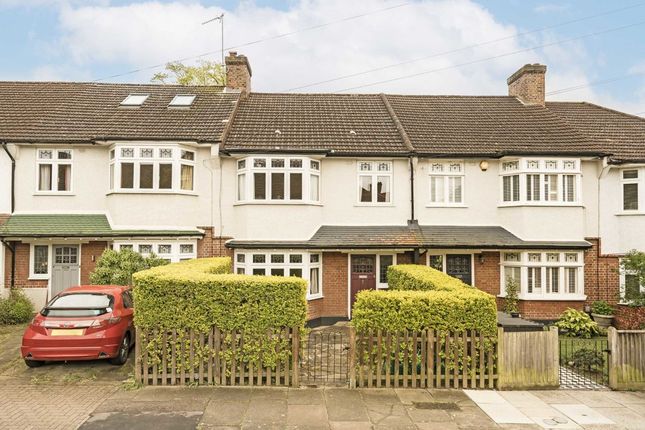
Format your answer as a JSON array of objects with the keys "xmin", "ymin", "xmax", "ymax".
[
  {"xmin": 608, "ymin": 327, "xmax": 645, "ymax": 390},
  {"xmin": 350, "ymin": 328, "xmax": 497, "ymax": 389},
  {"xmin": 134, "ymin": 327, "xmax": 300, "ymax": 386}
]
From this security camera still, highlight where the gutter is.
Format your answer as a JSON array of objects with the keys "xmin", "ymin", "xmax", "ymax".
[
  {"xmin": 0, "ymin": 239, "xmax": 15, "ymax": 289},
  {"xmin": 1, "ymin": 142, "xmax": 15, "ymax": 213}
]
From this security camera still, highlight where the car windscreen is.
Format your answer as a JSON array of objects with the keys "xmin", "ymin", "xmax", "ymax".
[{"xmin": 42, "ymin": 293, "xmax": 114, "ymax": 317}]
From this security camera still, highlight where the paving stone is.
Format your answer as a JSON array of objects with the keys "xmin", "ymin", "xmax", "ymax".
[
  {"xmin": 516, "ymin": 406, "xmax": 580, "ymax": 429},
  {"xmin": 500, "ymin": 391, "xmax": 549, "ymax": 409},
  {"xmin": 287, "ymin": 403, "xmax": 328, "ymax": 426},
  {"xmin": 395, "ymin": 389, "xmax": 433, "ymax": 405},
  {"xmin": 288, "ymin": 387, "xmax": 325, "ymax": 405},
  {"xmin": 250, "ymin": 387, "xmax": 289, "ymax": 401},
  {"xmin": 464, "ymin": 389, "xmax": 507, "ymax": 405},
  {"xmin": 200, "ymin": 400, "xmax": 249, "ymax": 426},
  {"xmin": 551, "ymin": 404, "xmax": 614, "ymax": 426},
  {"xmin": 367, "ymin": 403, "xmax": 413, "ymax": 426},
  {"xmin": 593, "ymin": 406, "xmax": 645, "ymax": 429},
  {"xmin": 209, "ymin": 387, "xmax": 254, "ymax": 402},
  {"xmin": 79, "ymin": 411, "xmax": 203, "ymax": 430},
  {"xmin": 135, "ymin": 386, "xmax": 213, "ymax": 402},
  {"xmin": 569, "ymin": 391, "xmax": 622, "ymax": 408},
  {"xmin": 243, "ymin": 399, "xmax": 287, "ymax": 425},
  {"xmin": 450, "ymin": 405, "xmax": 498, "ymax": 427},
  {"xmin": 531, "ymin": 391, "xmax": 577, "ymax": 405},
  {"xmin": 477, "ymin": 402, "xmax": 534, "ymax": 424},
  {"xmin": 604, "ymin": 391, "xmax": 645, "ymax": 405},
  {"xmin": 428, "ymin": 389, "xmax": 471, "ymax": 403},
  {"xmin": 360, "ymin": 388, "xmax": 401, "ymax": 405},
  {"xmin": 93, "ymin": 399, "xmax": 206, "ymax": 413},
  {"xmin": 415, "ymin": 422, "xmax": 460, "ymax": 430},
  {"xmin": 329, "ymin": 421, "xmax": 373, "ymax": 430}
]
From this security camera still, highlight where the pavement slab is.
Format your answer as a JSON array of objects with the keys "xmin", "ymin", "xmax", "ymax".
[
  {"xmin": 287, "ymin": 403, "xmax": 328, "ymax": 426},
  {"xmin": 551, "ymin": 404, "xmax": 615, "ymax": 426},
  {"xmin": 288, "ymin": 387, "xmax": 325, "ymax": 405},
  {"xmin": 200, "ymin": 400, "xmax": 249, "ymax": 426},
  {"xmin": 79, "ymin": 411, "xmax": 202, "ymax": 430}
]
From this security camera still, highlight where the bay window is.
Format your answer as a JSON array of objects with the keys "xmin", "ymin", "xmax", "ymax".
[
  {"xmin": 234, "ymin": 250, "xmax": 323, "ymax": 299},
  {"xmin": 109, "ymin": 145, "xmax": 195, "ymax": 193},
  {"xmin": 113, "ymin": 240, "xmax": 196, "ymax": 263},
  {"xmin": 501, "ymin": 251, "xmax": 584, "ymax": 299},
  {"xmin": 428, "ymin": 161, "xmax": 464, "ymax": 206},
  {"xmin": 358, "ymin": 161, "xmax": 392, "ymax": 204},
  {"xmin": 36, "ymin": 149, "xmax": 72, "ymax": 193},
  {"xmin": 500, "ymin": 158, "xmax": 581, "ymax": 205},
  {"xmin": 237, "ymin": 157, "xmax": 320, "ymax": 204}
]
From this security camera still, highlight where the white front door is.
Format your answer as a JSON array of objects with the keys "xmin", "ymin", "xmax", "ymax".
[{"xmin": 51, "ymin": 245, "xmax": 80, "ymax": 297}]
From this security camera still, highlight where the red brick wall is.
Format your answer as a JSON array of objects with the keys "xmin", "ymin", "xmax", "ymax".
[
  {"xmin": 583, "ymin": 238, "xmax": 620, "ymax": 306},
  {"xmin": 80, "ymin": 241, "xmax": 109, "ymax": 284},
  {"xmin": 615, "ymin": 304, "xmax": 645, "ymax": 330},
  {"xmin": 518, "ymin": 300, "xmax": 583, "ymax": 320},
  {"xmin": 309, "ymin": 252, "xmax": 348, "ymax": 320},
  {"xmin": 197, "ymin": 226, "xmax": 233, "ymax": 258}
]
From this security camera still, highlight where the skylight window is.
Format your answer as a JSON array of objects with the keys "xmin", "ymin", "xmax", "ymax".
[
  {"xmin": 120, "ymin": 94, "xmax": 149, "ymax": 106},
  {"xmin": 169, "ymin": 95, "xmax": 196, "ymax": 107}
]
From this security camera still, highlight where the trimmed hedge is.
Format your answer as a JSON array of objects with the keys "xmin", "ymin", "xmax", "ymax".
[
  {"xmin": 132, "ymin": 257, "xmax": 307, "ymax": 368},
  {"xmin": 353, "ymin": 265, "xmax": 497, "ymax": 337},
  {"xmin": 387, "ymin": 264, "xmax": 469, "ymax": 291}
]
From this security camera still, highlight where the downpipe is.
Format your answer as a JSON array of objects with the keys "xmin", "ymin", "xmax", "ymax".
[
  {"xmin": 1, "ymin": 141, "xmax": 15, "ymax": 213},
  {"xmin": 0, "ymin": 239, "xmax": 15, "ymax": 289}
]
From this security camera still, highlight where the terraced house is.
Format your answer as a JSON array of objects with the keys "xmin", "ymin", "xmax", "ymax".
[{"xmin": 1, "ymin": 53, "xmax": 644, "ymax": 325}]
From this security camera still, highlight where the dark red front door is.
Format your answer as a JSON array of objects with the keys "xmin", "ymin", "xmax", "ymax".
[{"xmin": 350, "ymin": 255, "xmax": 376, "ymax": 313}]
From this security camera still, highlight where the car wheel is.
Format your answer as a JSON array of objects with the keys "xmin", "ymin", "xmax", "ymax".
[
  {"xmin": 109, "ymin": 334, "xmax": 130, "ymax": 366},
  {"xmin": 24, "ymin": 359, "xmax": 44, "ymax": 368}
]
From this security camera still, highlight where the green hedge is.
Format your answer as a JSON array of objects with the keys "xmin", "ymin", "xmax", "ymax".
[
  {"xmin": 387, "ymin": 264, "xmax": 469, "ymax": 291},
  {"xmin": 132, "ymin": 257, "xmax": 307, "ymax": 368},
  {"xmin": 354, "ymin": 265, "xmax": 497, "ymax": 337}
]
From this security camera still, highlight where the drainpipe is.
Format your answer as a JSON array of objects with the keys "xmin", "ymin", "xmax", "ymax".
[
  {"xmin": 1, "ymin": 142, "xmax": 15, "ymax": 213},
  {"xmin": 409, "ymin": 156, "xmax": 416, "ymax": 223},
  {"xmin": 1, "ymin": 239, "xmax": 15, "ymax": 289}
]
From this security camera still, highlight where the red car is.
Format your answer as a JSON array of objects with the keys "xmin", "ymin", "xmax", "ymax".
[{"xmin": 21, "ymin": 285, "xmax": 135, "ymax": 367}]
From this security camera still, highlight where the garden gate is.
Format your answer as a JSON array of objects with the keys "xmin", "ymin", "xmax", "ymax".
[
  {"xmin": 558, "ymin": 336, "xmax": 610, "ymax": 389},
  {"xmin": 299, "ymin": 326, "xmax": 350, "ymax": 386}
]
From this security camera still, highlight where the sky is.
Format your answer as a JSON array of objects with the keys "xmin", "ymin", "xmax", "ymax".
[{"xmin": 0, "ymin": 0, "xmax": 644, "ymax": 115}]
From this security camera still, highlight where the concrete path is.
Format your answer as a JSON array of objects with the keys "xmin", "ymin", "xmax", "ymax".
[{"xmin": 74, "ymin": 387, "xmax": 645, "ymax": 430}]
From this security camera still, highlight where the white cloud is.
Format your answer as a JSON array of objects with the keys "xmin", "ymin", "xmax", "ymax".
[{"xmin": 24, "ymin": 0, "xmax": 644, "ymax": 114}]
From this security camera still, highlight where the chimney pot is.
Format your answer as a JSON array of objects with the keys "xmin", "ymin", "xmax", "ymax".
[
  {"xmin": 225, "ymin": 52, "xmax": 252, "ymax": 97},
  {"xmin": 507, "ymin": 63, "xmax": 547, "ymax": 106}
]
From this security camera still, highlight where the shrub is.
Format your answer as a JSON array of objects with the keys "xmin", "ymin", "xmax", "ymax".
[
  {"xmin": 89, "ymin": 248, "xmax": 169, "ymax": 286},
  {"xmin": 555, "ymin": 308, "xmax": 599, "ymax": 338},
  {"xmin": 132, "ymin": 258, "xmax": 307, "ymax": 369},
  {"xmin": 0, "ymin": 290, "xmax": 35, "ymax": 324},
  {"xmin": 387, "ymin": 264, "xmax": 468, "ymax": 291},
  {"xmin": 504, "ymin": 276, "xmax": 520, "ymax": 314},
  {"xmin": 569, "ymin": 348, "xmax": 604, "ymax": 372},
  {"xmin": 591, "ymin": 300, "xmax": 614, "ymax": 316}
]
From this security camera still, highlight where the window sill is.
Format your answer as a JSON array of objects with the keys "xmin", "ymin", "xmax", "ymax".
[
  {"xmin": 499, "ymin": 294, "xmax": 586, "ymax": 301},
  {"xmin": 425, "ymin": 204, "xmax": 468, "ymax": 208},
  {"xmin": 234, "ymin": 201, "xmax": 323, "ymax": 206},
  {"xmin": 307, "ymin": 295, "xmax": 324, "ymax": 301},
  {"xmin": 498, "ymin": 203, "xmax": 583, "ymax": 208},
  {"xmin": 33, "ymin": 192, "xmax": 75, "ymax": 196},
  {"xmin": 354, "ymin": 203, "xmax": 394, "ymax": 207},
  {"xmin": 615, "ymin": 211, "xmax": 645, "ymax": 216},
  {"xmin": 106, "ymin": 191, "xmax": 198, "ymax": 196},
  {"xmin": 28, "ymin": 276, "xmax": 49, "ymax": 281}
]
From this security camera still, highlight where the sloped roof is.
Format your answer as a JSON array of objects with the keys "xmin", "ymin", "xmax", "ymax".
[
  {"xmin": 0, "ymin": 214, "xmax": 203, "ymax": 238},
  {"xmin": 0, "ymin": 82, "xmax": 239, "ymax": 144},
  {"xmin": 222, "ymin": 93, "xmax": 409, "ymax": 154},
  {"xmin": 226, "ymin": 225, "xmax": 591, "ymax": 249},
  {"xmin": 545, "ymin": 102, "xmax": 645, "ymax": 163}
]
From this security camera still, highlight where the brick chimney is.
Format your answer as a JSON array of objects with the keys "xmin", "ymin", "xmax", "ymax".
[
  {"xmin": 507, "ymin": 64, "xmax": 547, "ymax": 106},
  {"xmin": 225, "ymin": 51, "xmax": 252, "ymax": 96}
]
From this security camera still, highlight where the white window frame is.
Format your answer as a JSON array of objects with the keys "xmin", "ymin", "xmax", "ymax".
[
  {"xmin": 619, "ymin": 261, "xmax": 645, "ymax": 304},
  {"xmin": 500, "ymin": 250, "xmax": 585, "ymax": 300},
  {"xmin": 499, "ymin": 158, "xmax": 582, "ymax": 206},
  {"xmin": 620, "ymin": 168, "xmax": 642, "ymax": 213},
  {"xmin": 234, "ymin": 250, "xmax": 323, "ymax": 300},
  {"xmin": 377, "ymin": 253, "xmax": 397, "ymax": 289},
  {"xmin": 425, "ymin": 251, "xmax": 476, "ymax": 287},
  {"xmin": 357, "ymin": 160, "xmax": 393, "ymax": 205},
  {"xmin": 236, "ymin": 156, "xmax": 321, "ymax": 204},
  {"xmin": 35, "ymin": 149, "xmax": 74, "ymax": 194},
  {"xmin": 113, "ymin": 240, "xmax": 197, "ymax": 263},
  {"xmin": 29, "ymin": 243, "xmax": 52, "ymax": 280},
  {"xmin": 108, "ymin": 144, "xmax": 196, "ymax": 194},
  {"xmin": 427, "ymin": 161, "xmax": 465, "ymax": 207}
]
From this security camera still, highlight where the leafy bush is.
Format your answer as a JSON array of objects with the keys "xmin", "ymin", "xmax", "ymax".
[
  {"xmin": 555, "ymin": 308, "xmax": 599, "ymax": 338},
  {"xmin": 387, "ymin": 264, "xmax": 468, "ymax": 291},
  {"xmin": 132, "ymin": 258, "xmax": 307, "ymax": 369},
  {"xmin": 569, "ymin": 348, "xmax": 604, "ymax": 372},
  {"xmin": 0, "ymin": 290, "xmax": 35, "ymax": 324},
  {"xmin": 504, "ymin": 276, "xmax": 520, "ymax": 314},
  {"xmin": 89, "ymin": 249, "xmax": 169, "ymax": 286},
  {"xmin": 591, "ymin": 300, "xmax": 614, "ymax": 316}
]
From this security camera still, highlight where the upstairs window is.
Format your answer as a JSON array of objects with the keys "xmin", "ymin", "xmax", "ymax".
[
  {"xmin": 36, "ymin": 149, "xmax": 72, "ymax": 193},
  {"xmin": 109, "ymin": 145, "xmax": 195, "ymax": 193},
  {"xmin": 358, "ymin": 161, "xmax": 392, "ymax": 204},
  {"xmin": 622, "ymin": 169, "xmax": 640, "ymax": 211},
  {"xmin": 428, "ymin": 161, "xmax": 464, "ymax": 205},
  {"xmin": 236, "ymin": 156, "xmax": 320, "ymax": 204},
  {"xmin": 500, "ymin": 158, "xmax": 581, "ymax": 205}
]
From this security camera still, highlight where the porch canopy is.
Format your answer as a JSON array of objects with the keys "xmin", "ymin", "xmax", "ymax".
[
  {"xmin": 0, "ymin": 214, "xmax": 204, "ymax": 240},
  {"xmin": 226, "ymin": 225, "xmax": 591, "ymax": 250}
]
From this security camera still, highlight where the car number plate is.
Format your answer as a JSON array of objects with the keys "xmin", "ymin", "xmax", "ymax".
[{"xmin": 50, "ymin": 329, "xmax": 85, "ymax": 336}]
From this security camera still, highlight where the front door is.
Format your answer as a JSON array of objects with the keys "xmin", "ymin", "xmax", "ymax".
[
  {"xmin": 350, "ymin": 255, "xmax": 376, "ymax": 314},
  {"xmin": 446, "ymin": 254, "xmax": 472, "ymax": 285},
  {"xmin": 51, "ymin": 245, "xmax": 80, "ymax": 297}
]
